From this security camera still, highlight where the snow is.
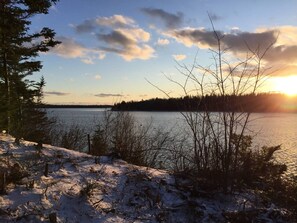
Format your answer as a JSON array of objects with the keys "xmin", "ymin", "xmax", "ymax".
[{"xmin": 0, "ymin": 134, "xmax": 291, "ymax": 222}]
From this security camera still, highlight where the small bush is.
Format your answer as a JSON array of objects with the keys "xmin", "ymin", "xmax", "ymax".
[
  {"xmin": 51, "ymin": 123, "xmax": 87, "ymax": 151},
  {"xmin": 8, "ymin": 163, "xmax": 28, "ymax": 184},
  {"xmin": 173, "ymin": 133, "xmax": 287, "ymax": 192},
  {"xmin": 0, "ymin": 162, "xmax": 29, "ymax": 193},
  {"xmin": 90, "ymin": 126, "xmax": 108, "ymax": 156},
  {"xmin": 91, "ymin": 111, "xmax": 173, "ymax": 168},
  {"xmin": 261, "ymin": 176, "xmax": 297, "ymax": 221},
  {"xmin": 60, "ymin": 124, "xmax": 86, "ymax": 151},
  {"xmin": 235, "ymin": 144, "xmax": 286, "ymax": 187}
]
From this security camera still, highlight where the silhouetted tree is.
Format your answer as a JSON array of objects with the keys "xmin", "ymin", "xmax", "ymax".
[{"xmin": 0, "ymin": 0, "xmax": 60, "ymax": 142}]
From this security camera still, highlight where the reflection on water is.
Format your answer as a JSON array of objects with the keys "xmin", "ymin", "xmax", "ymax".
[
  {"xmin": 47, "ymin": 108, "xmax": 297, "ymax": 175},
  {"xmin": 249, "ymin": 113, "xmax": 297, "ymax": 175}
]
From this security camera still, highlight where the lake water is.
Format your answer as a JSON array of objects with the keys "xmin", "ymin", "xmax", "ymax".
[{"xmin": 47, "ymin": 108, "xmax": 297, "ymax": 175}]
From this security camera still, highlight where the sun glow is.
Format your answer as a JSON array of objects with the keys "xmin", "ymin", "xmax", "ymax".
[{"xmin": 272, "ymin": 76, "xmax": 297, "ymax": 96}]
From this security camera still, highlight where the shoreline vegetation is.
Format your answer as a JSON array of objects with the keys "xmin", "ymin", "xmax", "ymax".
[
  {"xmin": 41, "ymin": 93, "xmax": 297, "ymax": 113},
  {"xmin": 112, "ymin": 93, "xmax": 297, "ymax": 113}
]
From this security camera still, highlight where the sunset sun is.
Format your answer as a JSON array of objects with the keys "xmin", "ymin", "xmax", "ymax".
[{"xmin": 273, "ymin": 76, "xmax": 297, "ymax": 96}]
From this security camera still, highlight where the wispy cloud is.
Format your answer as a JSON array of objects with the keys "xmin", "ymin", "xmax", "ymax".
[
  {"xmin": 94, "ymin": 74, "xmax": 102, "ymax": 80},
  {"xmin": 45, "ymin": 91, "xmax": 70, "ymax": 96},
  {"xmin": 156, "ymin": 38, "xmax": 170, "ymax": 46},
  {"xmin": 142, "ymin": 8, "xmax": 183, "ymax": 29},
  {"xmin": 95, "ymin": 15, "xmax": 135, "ymax": 28},
  {"xmin": 94, "ymin": 93, "xmax": 124, "ymax": 97},
  {"xmin": 50, "ymin": 36, "xmax": 105, "ymax": 64},
  {"xmin": 230, "ymin": 27, "xmax": 241, "ymax": 34},
  {"xmin": 173, "ymin": 54, "xmax": 186, "ymax": 61}
]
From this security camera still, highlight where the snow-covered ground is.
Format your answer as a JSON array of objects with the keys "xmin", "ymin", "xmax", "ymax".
[{"xmin": 0, "ymin": 134, "xmax": 291, "ymax": 222}]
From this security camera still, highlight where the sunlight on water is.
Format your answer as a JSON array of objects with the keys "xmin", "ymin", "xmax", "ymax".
[{"xmin": 249, "ymin": 113, "xmax": 297, "ymax": 176}]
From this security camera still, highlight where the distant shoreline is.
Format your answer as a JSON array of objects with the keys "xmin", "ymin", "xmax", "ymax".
[
  {"xmin": 112, "ymin": 94, "xmax": 297, "ymax": 113},
  {"xmin": 40, "ymin": 104, "xmax": 113, "ymax": 108}
]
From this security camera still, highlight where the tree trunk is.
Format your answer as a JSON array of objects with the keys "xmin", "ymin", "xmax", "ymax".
[{"xmin": 2, "ymin": 51, "xmax": 10, "ymax": 133}]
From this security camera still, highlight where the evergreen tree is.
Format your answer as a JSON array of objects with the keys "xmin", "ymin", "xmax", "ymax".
[{"xmin": 0, "ymin": 0, "xmax": 60, "ymax": 142}]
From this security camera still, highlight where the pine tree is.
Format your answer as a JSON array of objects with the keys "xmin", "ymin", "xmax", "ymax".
[{"xmin": 0, "ymin": 0, "xmax": 60, "ymax": 141}]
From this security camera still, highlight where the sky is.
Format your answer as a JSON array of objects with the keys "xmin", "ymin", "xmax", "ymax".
[{"xmin": 30, "ymin": 0, "xmax": 297, "ymax": 105}]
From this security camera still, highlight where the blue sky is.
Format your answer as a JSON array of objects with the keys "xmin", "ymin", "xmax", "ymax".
[{"xmin": 31, "ymin": 0, "xmax": 297, "ymax": 104}]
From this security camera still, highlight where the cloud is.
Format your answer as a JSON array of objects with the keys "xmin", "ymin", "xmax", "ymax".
[
  {"xmin": 249, "ymin": 26, "xmax": 297, "ymax": 76},
  {"xmin": 254, "ymin": 26, "xmax": 297, "ymax": 64},
  {"xmin": 257, "ymin": 26, "xmax": 297, "ymax": 46},
  {"xmin": 95, "ymin": 15, "xmax": 135, "ymax": 28},
  {"xmin": 101, "ymin": 45, "xmax": 154, "ymax": 61},
  {"xmin": 51, "ymin": 36, "xmax": 87, "ymax": 58},
  {"xmin": 230, "ymin": 27, "xmax": 241, "ymax": 34},
  {"xmin": 45, "ymin": 91, "xmax": 70, "ymax": 96},
  {"xmin": 98, "ymin": 30, "xmax": 135, "ymax": 47},
  {"xmin": 94, "ymin": 93, "xmax": 124, "ymax": 97},
  {"xmin": 142, "ymin": 8, "xmax": 183, "ymax": 29},
  {"xmin": 173, "ymin": 54, "xmax": 186, "ymax": 61},
  {"xmin": 264, "ymin": 45, "xmax": 297, "ymax": 63},
  {"xmin": 166, "ymin": 28, "xmax": 277, "ymax": 51},
  {"xmin": 97, "ymin": 28, "xmax": 154, "ymax": 61},
  {"xmin": 81, "ymin": 58, "xmax": 96, "ymax": 64},
  {"xmin": 50, "ymin": 36, "xmax": 105, "ymax": 64},
  {"xmin": 268, "ymin": 64, "xmax": 297, "ymax": 77},
  {"xmin": 98, "ymin": 28, "xmax": 150, "ymax": 45},
  {"xmin": 73, "ymin": 14, "xmax": 155, "ymax": 61},
  {"xmin": 74, "ymin": 15, "xmax": 135, "ymax": 33},
  {"xmin": 166, "ymin": 28, "xmax": 279, "ymax": 58},
  {"xmin": 156, "ymin": 38, "xmax": 170, "ymax": 46},
  {"xmin": 165, "ymin": 25, "xmax": 297, "ymax": 77},
  {"xmin": 94, "ymin": 75, "xmax": 102, "ymax": 80},
  {"xmin": 74, "ymin": 19, "xmax": 96, "ymax": 33}
]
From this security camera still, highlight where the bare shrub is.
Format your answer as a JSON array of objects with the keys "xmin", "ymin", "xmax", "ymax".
[
  {"xmin": 91, "ymin": 111, "xmax": 175, "ymax": 168},
  {"xmin": 149, "ymin": 18, "xmax": 280, "ymax": 191},
  {"xmin": 50, "ymin": 123, "xmax": 87, "ymax": 151}
]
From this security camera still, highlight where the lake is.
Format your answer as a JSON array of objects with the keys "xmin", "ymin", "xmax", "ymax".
[{"xmin": 47, "ymin": 108, "xmax": 297, "ymax": 176}]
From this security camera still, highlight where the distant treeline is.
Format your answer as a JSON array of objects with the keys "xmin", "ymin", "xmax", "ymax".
[
  {"xmin": 112, "ymin": 93, "xmax": 297, "ymax": 113},
  {"xmin": 40, "ymin": 104, "xmax": 112, "ymax": 109}
]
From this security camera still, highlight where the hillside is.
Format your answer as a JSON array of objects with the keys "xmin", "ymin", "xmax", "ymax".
[{"xmin": 0, "ymin": 134, "xmax": 291, "ymax": 222}]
